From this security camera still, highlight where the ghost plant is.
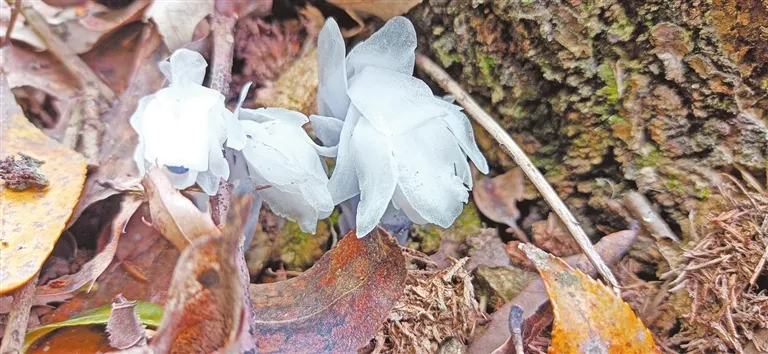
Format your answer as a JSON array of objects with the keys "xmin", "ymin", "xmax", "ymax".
[
  {"xmin": 131, "ymin": 16, "xmax": 488, "ymax": 241},
  {"xmin": 310, "ymin": 17, "xmax": 489, "ymax": 236}
]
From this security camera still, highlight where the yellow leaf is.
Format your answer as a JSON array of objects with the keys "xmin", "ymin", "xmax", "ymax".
[
  {"xmin": 0, "ymin": 113, "xmax": 86, "ymax": 294},
  {"xmin": 520, "ymin": 244, "xmax": 660, "ymax": 354}
]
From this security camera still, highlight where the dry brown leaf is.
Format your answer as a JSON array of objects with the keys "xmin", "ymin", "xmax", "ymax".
[
  {"xmin": 106, "ymin": 294, "xmax": 148, "ymax": 350},
  {"xmin": 143, "ymin": 168, "xmax": 221, "ymax": 250},
  {"xmin": 328, "ymin": 0, "xmax": 422, "ymax": 21},
  {"xmin": 250, "ymin": 227, "xmax": 407, "ymax": 353},
  {"xmin": 35, "ymin": 198, "xmax": 142, "ymax": 304},
  {"xmin": 520, "ymin": 243, "xmax": 659, "ymax": 354},
  {"xmin": 145, "ymin": 0, "xmax": 213, "ymax": 51},
  {"xmin": 473, "ymin": 167, "xmax": 526, "ymax": 233},
  {"xmin": 1, "ymin": 45, "xmax": 78, "ymax": 101},
  {"xmin": 531, "ymin": 212, "xmax": 581, "ymax": 257},
  {"xmin": 0, "ymin": 85, "xmax": 87, "ymax": 294},
  {"xmin": 134, "ymin": 187, "xmax": 257, "ymax": 354},
  {"xmin": 68, "ymin": 26, "xmax": 166, "ymax": 228}
]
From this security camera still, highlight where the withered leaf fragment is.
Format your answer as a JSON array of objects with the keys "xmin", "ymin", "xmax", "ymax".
[
  {"xmin": 520, "ymin": 243, "xmax": 659, "ymax": 354},
  {"xmin": 250, "ymin": 227, "xmax": 407, "ymax": 353},
  {"xmin": 106, "ymin": 294, "xmax": 148, "ymax": 350}
]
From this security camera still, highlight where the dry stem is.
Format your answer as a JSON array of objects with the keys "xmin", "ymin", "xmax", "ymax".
[
  {"xmin": 414, "ymin": 53, "xmax": 620, "ymax": 292},
  {"xmin": 17, "ymin": 2, "xmax": 114, "ymax": 102},
  {"xmin": 0, "ymin": 272, "xmax": 39, "ymax": 354},
  {"xmin": 1, "ymin": 0, "xmax": 21, "ymax": 47}
]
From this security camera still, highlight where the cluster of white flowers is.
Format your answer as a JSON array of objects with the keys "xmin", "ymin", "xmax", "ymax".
[{"xmin": 131, "ymin": 16, "xmax": 488, "ymax": 237}]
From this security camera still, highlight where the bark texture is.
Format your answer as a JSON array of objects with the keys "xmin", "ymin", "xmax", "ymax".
[{"xmin": 410, "ymin": 0, "xmax": 768, "ymax": 239}]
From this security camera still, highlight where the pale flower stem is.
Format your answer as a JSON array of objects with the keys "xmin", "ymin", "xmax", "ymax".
[
  {"xmin": 415, "ymin": 53, "xmax": 621, "ymax": 292},
  {"xmin": 208, "ymin": 13, "xmax": 237, "ymax": 226}
]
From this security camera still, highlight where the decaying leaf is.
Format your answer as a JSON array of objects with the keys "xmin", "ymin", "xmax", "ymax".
[
  {"xmin": 251, "ymin": 227, "xmax": 407, "ymax": 353},
  {"xmin": 36, "ymin": 198, "xmax": 142, "ymax": 304},
  {"xmin": 68, "ymin": 27, "xmax": 166, "ymax": 228},
  {"xmin": 328, "ymin": 0, "xmax": 422, "ymax": 21},
  {"xmin": 41, "ymin": 203, "xmax": 179, "ymax": 325},
  {"xmin": 24, "ymin": 300, "xmax": 163, "ymax": 352},
  {"xmin": 130, "ymin": 188, "xmax": 257, "ymax": 354},
  {"xmin": 145, "ymin": 0, "xmax": 213, "ymax": 51},
  {"xmin": 520, "ymin": 243, "xmax": 659, "ymax": 354},
  {"xmin": 472, "ymin": 168, "xmax": 526, "ymax": 237},
  {"xmin": 1, "ymin": 45, "xmax": 78, "ymax": 102},
  {"xmin": 470, "ymin": 229, "xmax": 639, "ymax": 353},
  {"xmin": 106, "ymin": 294, "xmax": 148, "ymax": 349},
  {"xmin": 143, "ymin": 168, "xmax": 221, "ymax": 250},
  {"xmin": 0, "ymin": 104, "xmax": 87, "ymax": 294}
]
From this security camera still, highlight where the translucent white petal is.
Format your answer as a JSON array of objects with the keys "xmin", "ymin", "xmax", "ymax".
[
  {"xmin": 327, "ymin": 106, "xmax": 361, "ymax": 203},
  {"xmin": 392, "ymin": 186, "xmax": 427, "ymax": 224},
  {"xmin": 165, "ymin": 48, "xmax": 207, "ymax": 86},
  {"xmin": 347, "ymin": 67, "xmax": 446, "ymax": 136},
  {"xmin": 349, "ymin": 117, "xmax": 397, "ymax": 237},
  {"xmin": 244, "ymin": 107, "xmax": 309, "ymax": 126},
  {"xmin": 317, "ymin": 18, "xmax": 350, "ymax": 119},
  {"xmin": 225, "ymin": 148, "xmax": 252, "ymax": 185},
  {"xmin": 166, "ymin": 168, "xmax": 198, "ymax": 190},
  {"xmin": 438, "ymin": 101, "xmax": 490, "ymax": 174},
  {"xmin": 252, "ymin": 172, "xmax": 321, "ymax": 233},
  {"xmin": 226, "ymin": 82, "xmax": 252, "ymax": 150},
  {"xmin": 346, "ymin": 16, "xmax": 417, "ymax": 77},
  {"xmin": 309, "ymin": 115, "xmax": 344, "ymax": 147},
  {"xmin": 129, "ymin": 95, "xmax": 153, "ymax": 136},
  {"xmin": 208, "ymin": 139, "xmax": 230, "ymax": 181},
  {"xmin": 392, "ymin": 120, "xmax": 470, "ymax": 227},
  {"xmin": 142, "ymin": 86, "xmax": 223, "ymax": 171},
  {"xmin": 196, "ymin": 171, "xmax": 220, "ymax": 195}
]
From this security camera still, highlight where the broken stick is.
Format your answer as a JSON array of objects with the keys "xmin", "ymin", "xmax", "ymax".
[{"xmin": 415, "ymin": 53, "xmax": 620, "ymax": 292}]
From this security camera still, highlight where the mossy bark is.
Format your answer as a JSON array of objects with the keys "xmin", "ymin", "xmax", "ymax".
[{"xmin": 410, "ymin": 0, "xmax": 767, "ymax": 239}]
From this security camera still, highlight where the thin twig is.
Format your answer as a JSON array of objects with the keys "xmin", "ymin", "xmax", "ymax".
[
  {"xmin": 17, "ymin": 1, "xmax": 115, "ymax": 102},
  {"xmin": 623, "ymin": 191, "xmax": 680, "ymax": 242},
  {"xmin": 208, "ymin": 12, "xmax": 237, "ymax": 226},
  {"xmin": 0, "ymin": 272, "xmax": 39, "ymax": 354},
  {"xmin": 415, "ymin": 53, "xmax": 620, "ymax": 292},
  {"xmin": 750, "ymin": 244, "xmax": 768, "ymax": 286},
  {"xmin": 1, "ymin": 0, "xmax": 21, "ymax": 47}
]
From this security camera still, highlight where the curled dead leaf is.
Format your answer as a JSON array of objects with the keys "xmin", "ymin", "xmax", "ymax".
[
  {"xmin": 250, "ymin": 227, "xmax": 407, "ymax": 353},
  {"xmin": 520, "ymin": 243, "xmax": 659, "ymax": 354},
  {"xmin": 328, "ymin": 0, "xmax": 422, "ymax": 21},
  {"xmin": 472, "ymin": 168, "xmax": 527, "ymax": 240},
  {"xmin": 35, "ymin": 198, "xmax": 142, "ymax": 304},
  {"xmin": 143, "ymin": 168, "xmax": 221, "ymax": 251},
  {"xmin": 106, "ymin": 294, "xmax": 148, "ymax": 350}
]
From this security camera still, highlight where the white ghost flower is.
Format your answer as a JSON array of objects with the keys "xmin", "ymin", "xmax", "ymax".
[
  {"xmin": 312, "ymin": 17, "xmax": 490, "ymax": 236},
  {"xmin": 131, "ymin": 48, "xmax": 241, "ymax": 195},
  {"xmin": 231, "ymin": 84, "xmax": 335, "ymax": 233}
]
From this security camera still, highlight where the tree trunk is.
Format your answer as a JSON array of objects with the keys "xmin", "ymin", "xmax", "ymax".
[{"xmin": 410, "ymin": 0, "xmax": 768, "ymax": 239}]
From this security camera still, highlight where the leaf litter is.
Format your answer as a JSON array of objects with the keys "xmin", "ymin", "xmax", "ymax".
[{"xmin": 3, "ymin": 0, "xmax": 766, "ymax": 353}]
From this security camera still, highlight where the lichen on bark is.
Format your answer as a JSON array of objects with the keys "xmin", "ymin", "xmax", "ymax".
[{"xmin": 410, "ymin": 0, "xmax": 767, "ymax": 239}]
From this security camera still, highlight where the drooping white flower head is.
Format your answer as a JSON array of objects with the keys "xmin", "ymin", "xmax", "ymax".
[
  {"xmin": 311, "ymin": 17, "xmax": 490, "ymax": 237},
  {"xmin": 230, "ymin": 84, "xmax": 335, "ymax": 233},
  {"xmin": 131, "ymin": 48, "xmax": 241, "ymax": 195}
]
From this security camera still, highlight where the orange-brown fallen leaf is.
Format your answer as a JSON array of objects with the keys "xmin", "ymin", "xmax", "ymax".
[
  {"xmin": 35, "ymin": 198, "xmax": 142, "ymax": 304},
  {"xmin": 0, "ymin": 110, "xmax": 87, "ymax": 294},
  {"xmin": 26, "ymin": 325, "xmax": 114, "ymax": 354},
  {"xmin": 520, "ymin": 243, "xmax": 660, "ymax": 354},
  {"xmin": 115, "ymin": 188, "xmax": 258, "ymax": 354},
  {"xmin": 250, "ymin": 227, "xmax": 407, "ymax": 353},
  {"xmin": 143, "ymin": 168, "xmax": 221, "ymax": 250}
]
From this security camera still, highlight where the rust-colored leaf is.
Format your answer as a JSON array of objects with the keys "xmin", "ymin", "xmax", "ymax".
[
  {"xmin": 26, "ymin": 325, "xmax": 114, "ymax": 354},
  {"xmin": 0, "ymin": 100, "xmax": 87, "ymax": 294},
  {"xmin": 328, "ymin": 0, "xmax": 422, "ymax": 21},
  {"xmin": 143, "ymin": 168, "xmax": 221, "ymax": 250},
  {"xmin": 35, "ymin": 198, "xmax": 142, "ymax": 303},
  {"xmin": 134, "ymin": 188, "xmax": 257, "ymax": 354},
  {"xmin": 250, "ymin": 227, "xmax": 407, "ymax": 353},
  {"xmin": 520, "ymin": 243, "xmax": 660, "ymax": 354}
]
